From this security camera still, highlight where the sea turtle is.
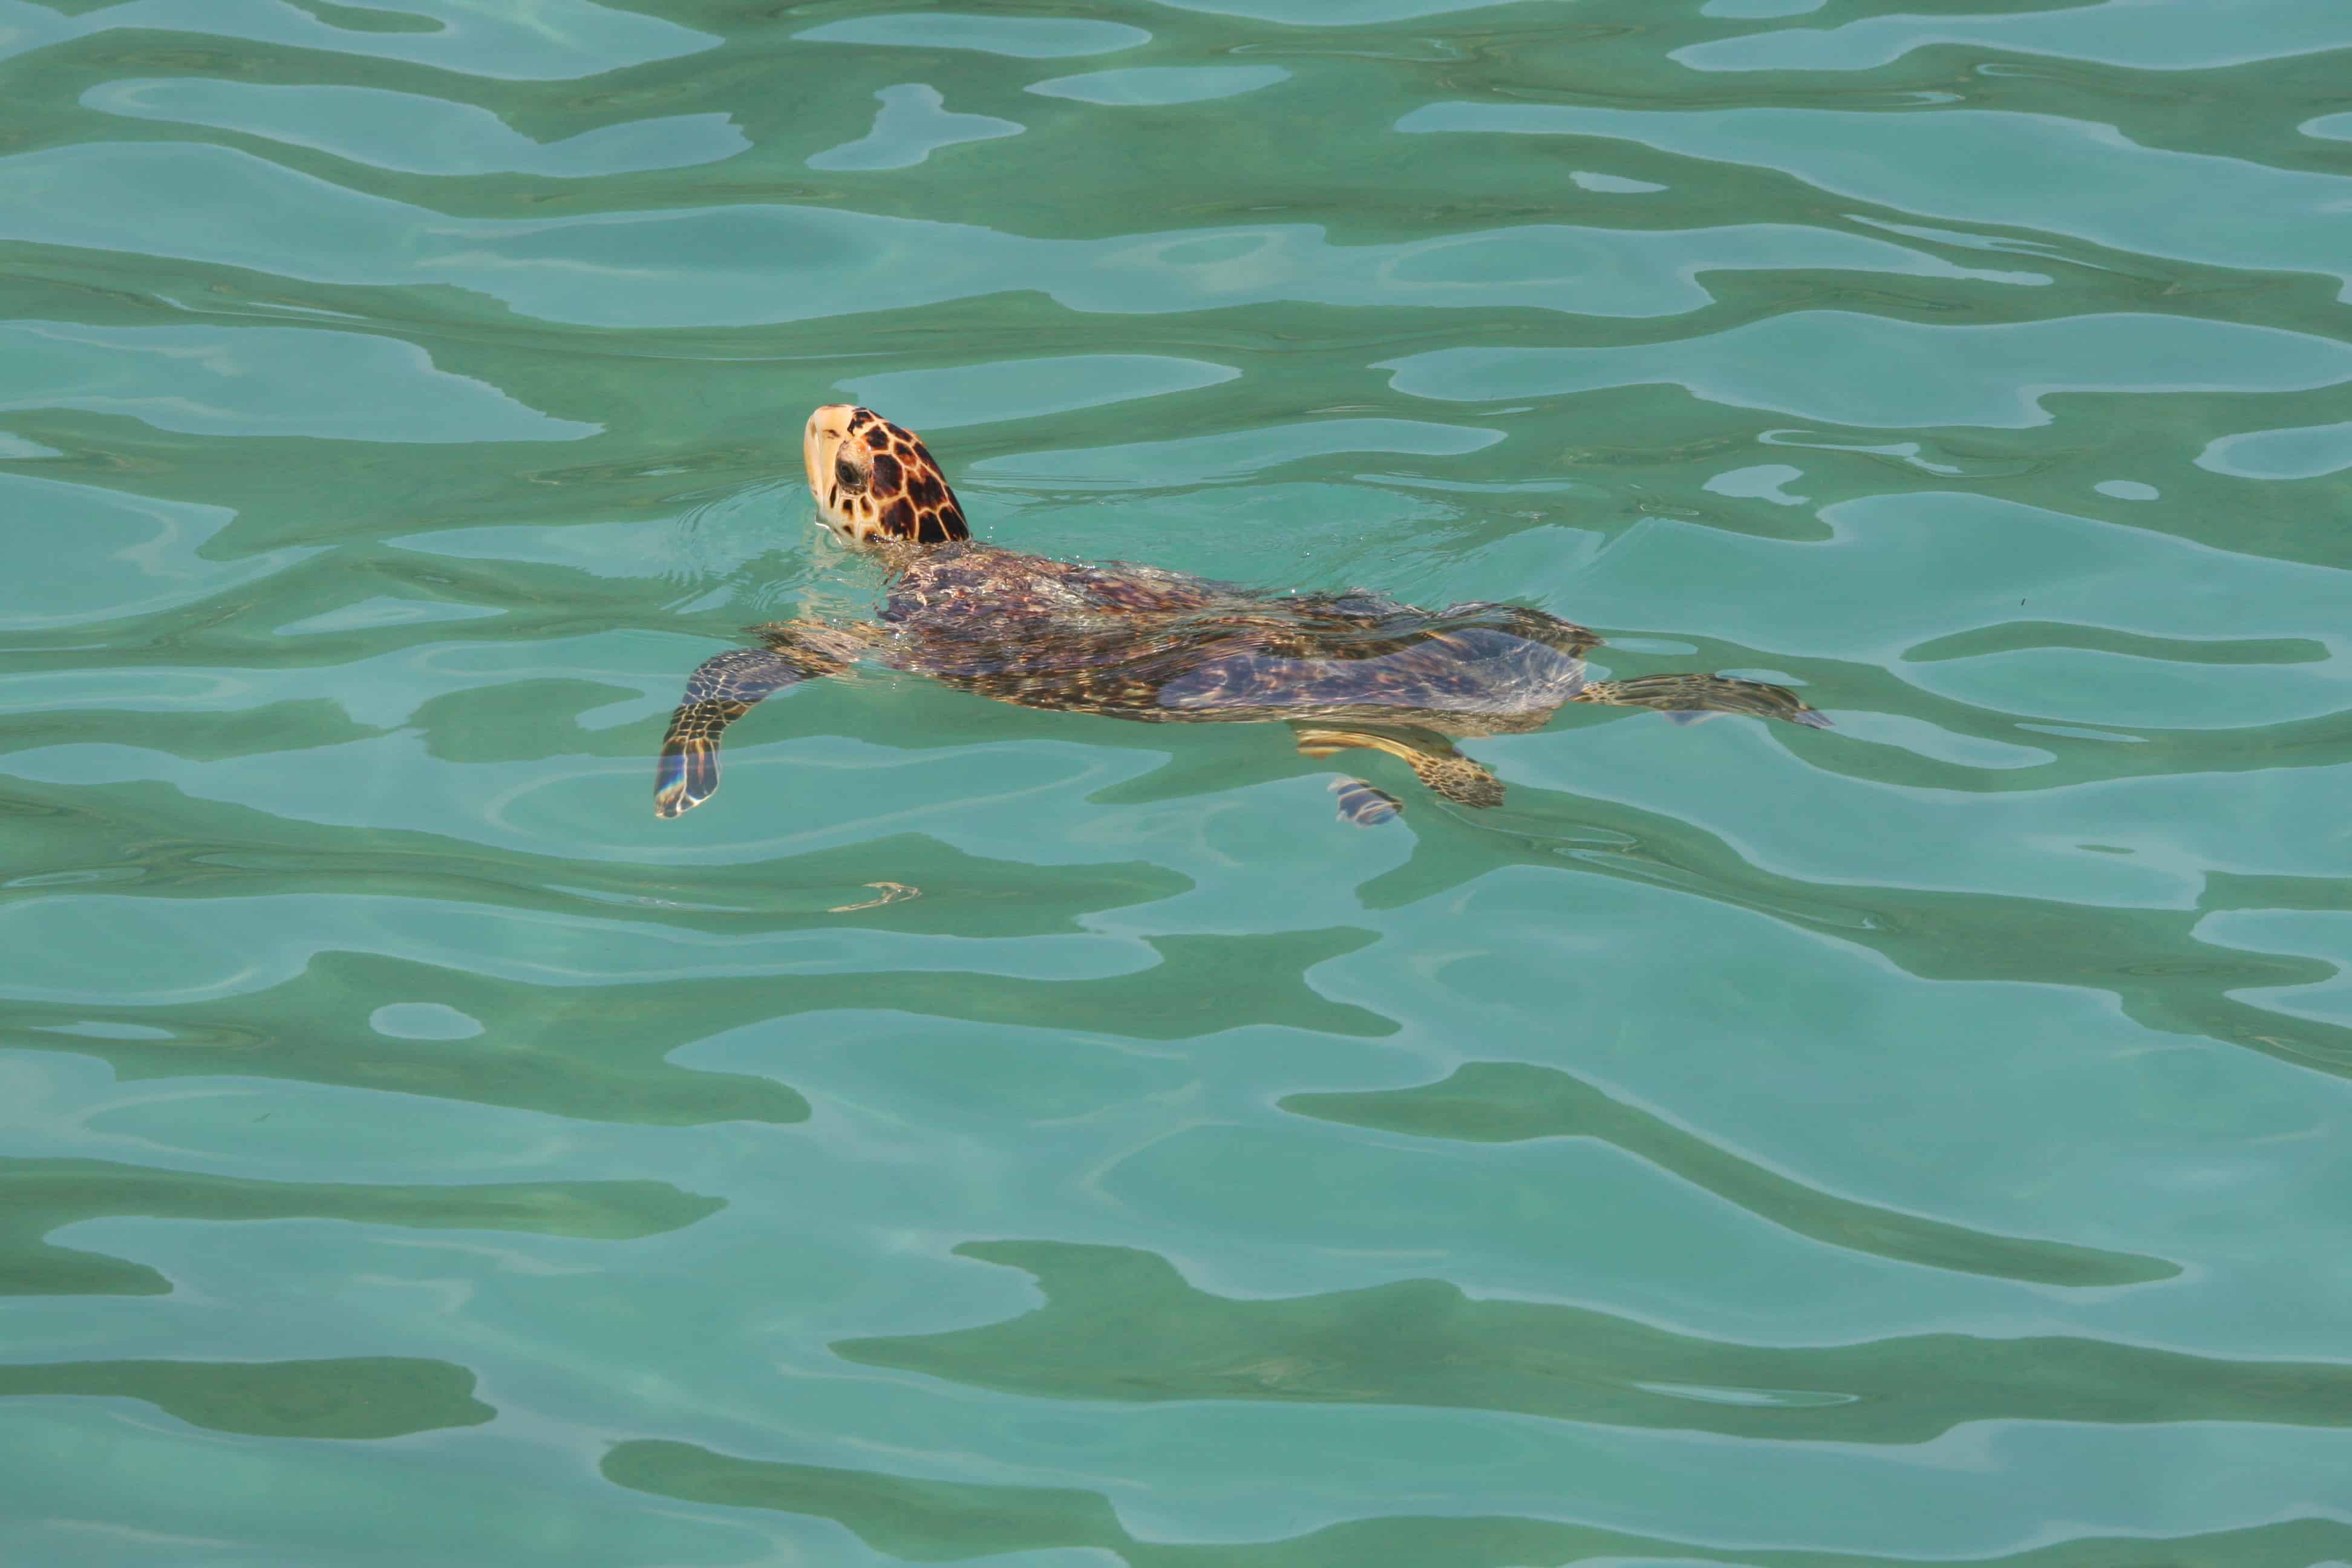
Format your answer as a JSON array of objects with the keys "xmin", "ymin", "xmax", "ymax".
[{"xmin": 654, "ymin": 404, "xmax": 1828, "ymax": 823}]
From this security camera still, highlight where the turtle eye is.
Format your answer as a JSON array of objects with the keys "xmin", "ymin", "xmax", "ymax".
[{"xmin": 835, "ymin": 456, "xmax": 866, "ymax": 492}]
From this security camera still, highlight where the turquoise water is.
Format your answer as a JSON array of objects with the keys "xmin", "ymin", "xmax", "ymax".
[{"xmin": 5, "ymin": 0, "xmax": 2352, "ymax": 1559}]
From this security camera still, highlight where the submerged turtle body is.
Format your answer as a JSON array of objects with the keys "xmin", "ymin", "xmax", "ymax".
[
  {"xmin": 653, "ymin": 405, "xmax": 1826, "ymax": 822},
  {"xmin": 879, "ymin": 550, "xmax": 1593, "ymax": 728}
]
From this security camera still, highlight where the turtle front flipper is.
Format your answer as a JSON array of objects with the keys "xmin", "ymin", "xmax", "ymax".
[
  {"xmin": 655, "ymin": 624, "xmax": 864, "ymax": 818},
  {"xmin": 1576, "ymin": 673, "xmax": 1830, "ymax": 728},
  {"xmin": 1294, "ymin": 725, "xmax": 1504, "ymax": 812},
  {"xmin": 656, "ymin": 648, "xmax": 803, "ymax": 818}
]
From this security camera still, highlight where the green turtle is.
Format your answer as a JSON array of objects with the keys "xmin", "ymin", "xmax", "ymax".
[{"xmin": 655, "ymin": 404, "xmax": 1828, "ymax": 823}]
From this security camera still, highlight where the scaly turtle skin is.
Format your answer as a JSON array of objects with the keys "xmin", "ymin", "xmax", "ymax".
[{"xmin": 654, "ymin": 404, "xmax": 1828, "ymax": 822}]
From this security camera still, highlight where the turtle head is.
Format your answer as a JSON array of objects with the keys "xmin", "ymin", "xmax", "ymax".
[{"xmin": 803, "ymin": 405, "xmax": 969, "ymax": 546}]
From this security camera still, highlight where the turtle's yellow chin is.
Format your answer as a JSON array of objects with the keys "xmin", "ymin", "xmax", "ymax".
[
  {"xmin": 802, "ymin": 403, "xmax": 872, "ymax": 540},
  {"xmin": 802, "ymin": 404, "xmax": 850, "ymax": 493}
]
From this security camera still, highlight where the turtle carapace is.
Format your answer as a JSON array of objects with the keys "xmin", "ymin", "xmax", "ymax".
[{"xmin": 653, "ymin": 404, "xmax": 1828, "ymax": 822}]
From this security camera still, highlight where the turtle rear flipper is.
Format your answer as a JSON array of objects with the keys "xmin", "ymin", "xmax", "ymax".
[
  {"xmin": 1295, "ymin": 725, "xmax": 1503, "ymax": 811},
  {"xmin": 1405, "ymin": 748, "xmax": 1505, "ymax": 808},
  {"xmin": 1330, "ymin": 777, "xmax": 1403, "ymax": 826},
  {"xmin": 1577, "ymin": 673, "xmax": 1829, "ymax": 728}
]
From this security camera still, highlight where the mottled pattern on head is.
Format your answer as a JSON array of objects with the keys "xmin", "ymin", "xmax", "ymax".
[{"xmin": 802, "ymin": 403, "xmax": 969, "ymax": 546}]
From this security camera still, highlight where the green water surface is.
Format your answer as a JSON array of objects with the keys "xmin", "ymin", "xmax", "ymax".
[{"xmin": 4, "ymin": 0, "xmax": 2351, "ymax": 1562}]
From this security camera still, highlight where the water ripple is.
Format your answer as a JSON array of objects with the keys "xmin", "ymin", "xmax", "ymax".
[
  {"xmin": 7, "ymin": 0, "xmax": 2352, "ymax": 1557},
  {"xmin": 0, "ymin": 0, "xmax": 717, "ymax": 80}
]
